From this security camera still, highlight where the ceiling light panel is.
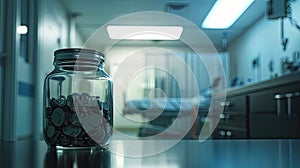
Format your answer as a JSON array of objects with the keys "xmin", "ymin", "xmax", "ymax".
[
  {"xmin": 106, "ymin": 25, "xmax": 183, "ymax": 40},
  {"xmin": 201, "ymin": 0, "xmax": 255, "ymax": 29}
]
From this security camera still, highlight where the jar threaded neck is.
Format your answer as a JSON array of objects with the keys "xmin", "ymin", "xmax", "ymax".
[{"xmin": 53, "ymin": 48, "xmax": 104, "ymax": 71}]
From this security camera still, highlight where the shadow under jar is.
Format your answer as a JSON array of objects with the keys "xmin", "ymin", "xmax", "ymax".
[{"xmin": 43, "ymin": 48, "xmax": 113, "ymax": 149}]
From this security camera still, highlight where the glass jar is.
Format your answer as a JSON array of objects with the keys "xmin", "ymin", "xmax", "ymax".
[{"xmin": 43, "ymin": 48, "xmax": 113, "ymax": 149}]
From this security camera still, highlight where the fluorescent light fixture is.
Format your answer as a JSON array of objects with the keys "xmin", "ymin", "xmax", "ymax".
[
  {"xmin": 106, "ymin": 25, "xmax": 183, "ymax": 40},
  {"xmin": 17, "ymin": 25, "xmax": 28, "ymax": 34},
  {"xmin": 201, "ymin": 0, "xmax": 255, "ymax": 29}
]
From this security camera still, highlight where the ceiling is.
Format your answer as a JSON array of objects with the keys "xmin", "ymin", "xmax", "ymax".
[{"xmin": 60, "ymin": 0, "xmax": 267, "ymax": 51}]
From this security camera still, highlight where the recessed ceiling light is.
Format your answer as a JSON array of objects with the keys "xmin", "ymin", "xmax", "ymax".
[
  {"xmin": 201, "ymin": 0, "xmax": 255, "ymax": 29},
  {"xmin": 106, "ymin": 25, "xmax": 183, "ymax": 40}
]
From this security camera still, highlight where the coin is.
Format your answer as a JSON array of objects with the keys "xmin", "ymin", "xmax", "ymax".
[
  {"xmin": 63, "ymin": 126, "xmax": 81, "ymax": 138},
  {"xmin": 66, "ymin": 95, "xmax": 74, "ymax": 107},
  {"xmin": 58, "ymin": 96, "xmax": 66, "ymax": 106},
  {"xmin": 51, "ymin": 107, "xmax": 65, "ymax": 127},
  {"xmin": 46, "ymin": 125, "xmax": 56, "ymax": 138},
  {"xmin": 45, "ymin": 93, "xmax": 112, "ymax": 147},
  {"xmin": 70, "ymin": 113, "xmax": 81, "ymax": 126}
]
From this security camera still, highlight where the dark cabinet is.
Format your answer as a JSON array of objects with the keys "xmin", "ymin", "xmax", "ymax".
[
  {"xmin": 213, "ymin": 95, "xmax": 248, "ymax": 139},
  {"xmin": 213, "ymin": 73, "xmax": 300, "ymax": 139},
  {"xmin": 248, "ymin": 82, "xmax": 300, "ymax": 138}
]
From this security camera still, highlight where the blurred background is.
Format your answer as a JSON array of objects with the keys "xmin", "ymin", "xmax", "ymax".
[{"xmin": 1, "ymin": 0, "xmax": 300, "ymax": 141}]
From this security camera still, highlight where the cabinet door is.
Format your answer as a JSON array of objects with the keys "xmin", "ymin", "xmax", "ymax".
[
  {"xmin": 219, "ymin": 95, "xmax": 247, "ymax": 126},
  {"xmin": 215, "ymin": 95, "xmax": 247, "ymax": 139},
  {"xmin": 223, "ymin": 113, "xmax": 246, "ymax": 128},
  {"xmin": 249, "ymin": 114, "xmax": 300, "ymax": 138},
  {"xmin": 222, "ymin": 95, "xmax": 246, "ymax": 112},
  {"xmin": 249, "ymin": 82, "xmax": 300, "ymax": 138}
]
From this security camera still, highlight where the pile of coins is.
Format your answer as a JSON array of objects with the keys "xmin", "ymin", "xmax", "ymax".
[{"xmin": 44, "ymin": 93, "xmax": 112, "ymax": 148}]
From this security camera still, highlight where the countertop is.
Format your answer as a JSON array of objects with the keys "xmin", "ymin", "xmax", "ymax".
[
  {"xmin": 226, "ymin": 72, "xmax": 300, "ymax": 96},
  {"xmin": 0, "ymin": 139, "xmax": 299, "ymax": 168}
]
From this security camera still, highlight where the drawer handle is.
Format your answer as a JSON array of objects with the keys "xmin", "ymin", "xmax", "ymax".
[
  {"xmin": 219, "ymin": 113, "xmax": 230, "ymax": 119},
  {"xmin": 220, "ymin": 101, "xmax": 232, "ymax": 107},
  {"xmin": 219, "ymin": 113, "xmax": 225, "ymax": 119},
  {"xmin": 275, "ymin": 92, "xmax": 299, "ymax": 119},
  {"xmin": 226, "ymin": 131, "xmax": 232, "ymax": 137},
  {"xmin": 218, "ymin": 130, "xmax": 232, "ymax": 137},
  {"xmin": 285, "ymin": 93, "xmax": 296, "ymax": 119},
  {"xmin": 218, "ymin": 130, "xmax": 226, "ymax": 136},
  {"xmin": 274, "ymin": 94, "xmax": 284, "ymax": 118}
]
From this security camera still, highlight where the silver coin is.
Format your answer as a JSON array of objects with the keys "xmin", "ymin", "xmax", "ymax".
[
  {"xmin": 66, "ymin": 95, "xmax": 74, "ymax": 107},
  {"xmin": 51, "ymin": 107, "xmax": 65, "ymax": 127},
  {"xmin": 70, "ymin": 113, "xmax": 81, "ymax": 126},
  {"xmin": 46, "ymin": 125, "xmax": 56, "ymax": 138},
  {"xmin": 63, "ymin": 126, "xmax": 81, "ymax": 137},
  {"xmin": 58, "ymin": 96, "xmax": 66, "ymax": 106}
]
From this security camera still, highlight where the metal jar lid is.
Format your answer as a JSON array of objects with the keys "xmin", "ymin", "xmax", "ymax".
[
  {"xmin": 53, "ymin": 48, "xmax": 105, "ymax": 70},
  {"xmin": 54, "ymin": 48, "xmax": 104, "ymax": 63}
]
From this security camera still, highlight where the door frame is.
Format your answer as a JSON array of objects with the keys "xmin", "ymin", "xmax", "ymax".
[
  {"xmin": 0, "ymin": 0, "xmax": 20, "ymax": 141},
  {"xmin": 0, "ymin": 0, "xmax": 4, "ymax": 140}
]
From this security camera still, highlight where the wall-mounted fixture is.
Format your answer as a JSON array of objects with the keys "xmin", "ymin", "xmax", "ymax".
[
  {"xmin": 221, "ymin": 31, "xmax": 229, "ymax": 51},
  {"xmin": 267, "ymin": 0, "xmax": 287, "ymax": 19},
  {"xmin": 267, "ymin": 0, "xmax": 300, "ymax": 51},
  {"xmin": 281, "ymin": 52, "xmax": 300, "ymax": 75},
  {"xmin": 267, "ymin": 0, "xmax": 288, "ymax": 50},
  {"xmin": 201, "ymin": 0, "xmax": 254, "ymax": 29},
  {"xmin": 17, "ymin": 25, "xmax": 28, "ymax": 34},
  {"xmin": 106, "ymin": 25, "xmax": 183, "ymax": 40}
]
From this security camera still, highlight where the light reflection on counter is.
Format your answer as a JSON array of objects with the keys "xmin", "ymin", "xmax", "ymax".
[{"xmin": 0, "ymin": 139, "xmax": 299, "ymax": 168}]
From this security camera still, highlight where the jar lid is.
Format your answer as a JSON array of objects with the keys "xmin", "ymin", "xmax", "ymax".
[{"xmin": 54, "ymin": 48, "xmax": 104, "ymax": 61}]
